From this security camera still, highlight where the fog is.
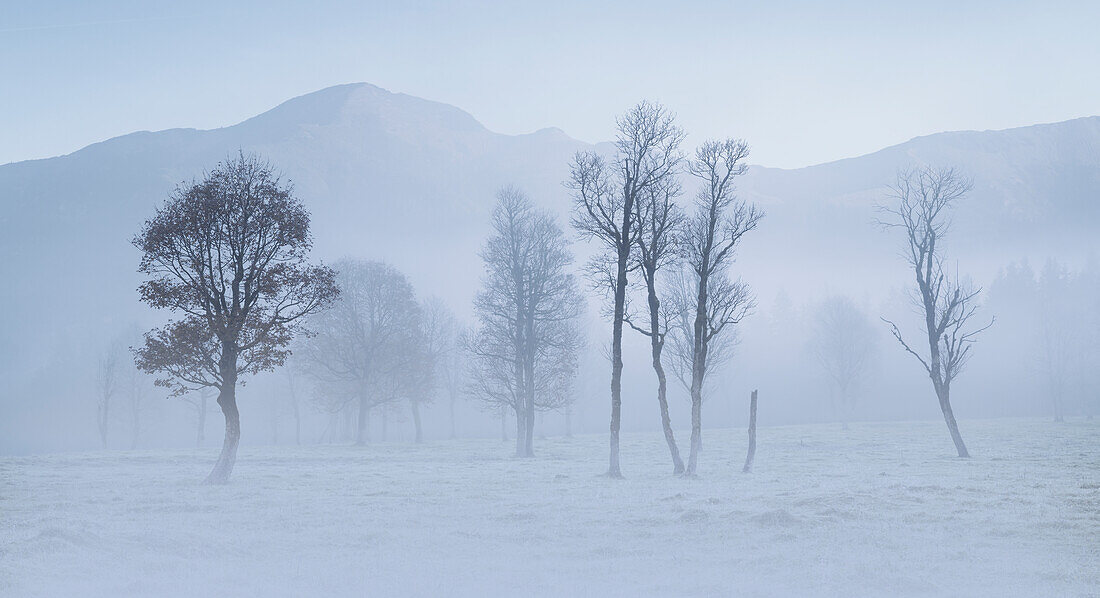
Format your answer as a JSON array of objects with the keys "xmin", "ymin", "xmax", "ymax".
[{"xmin": 2, "ymin": 3, "xmax": 1098, "ymax": 597}]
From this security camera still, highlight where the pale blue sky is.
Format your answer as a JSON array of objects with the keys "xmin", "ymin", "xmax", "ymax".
[{"xmin": 2, "ymin": 0, "xmax": 1098, "ymax": 167}]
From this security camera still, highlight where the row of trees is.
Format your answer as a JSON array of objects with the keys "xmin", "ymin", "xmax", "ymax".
[
  {"xmin": 570, "ymin": 102, "xmax": 762, "ymax": 476},
  {"xmin": 987, "ymin": 257, "xmax": 1100, "ymax": 420},
  {"xmin": 292, "ymin": 260, "xmax": 458, "ymax": 446},
  {"xmin": 125, "ymin": 113, "xmax": 1008, "ymax": 484}
]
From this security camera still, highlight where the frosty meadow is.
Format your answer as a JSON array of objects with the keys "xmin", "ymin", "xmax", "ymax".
[{"xmin": 4, "ymin": 2, "xmax": 1100, "ymax": 595}]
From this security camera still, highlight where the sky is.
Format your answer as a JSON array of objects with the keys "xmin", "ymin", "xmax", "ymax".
[{"xmin": 2, "ymin": 0, "xmax": 1099, "ymax": 168}]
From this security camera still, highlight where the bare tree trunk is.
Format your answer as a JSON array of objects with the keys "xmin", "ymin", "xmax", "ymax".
[
  {"xmin": 742, "ymin": 390, "xmax": 758, "ymax": 474},
  {"xmin": 410, "ymin": 400, "xmax": 423, "ymax": 444},
  {"xmin": 524, "ymin": 399, "xmax": 535, "ymax": 457},
  {"xmin": 381, "ymin": 409, "xmax": 388, "ymax": 442},
  {"xmin": 564, "ymin": 406, "xmax": 573, "ymax": 438},
  {"xmin": 523, "ymin": 316, "xmax": 536, "ymax": 457},
  {"xmin": 205, "ymin": 348, "xmax": 240, "ymax": 484},
  {"xmin": 97, "ymin": 402, "xmax": 109, "ymax": 448},
  {"xmin": 648, "ymin": 291, "xmax": 684, "ymax": 474},
  {"xmin": 686, "ymin": 267, "xmax": 711, "ymax": 477},
  {"xmin": 501, "ymin": 407, "xmax": 509, "ymax": 442},
  {"xmin": 937, "ymin": 384, "xmax": 969, "ymax": 458},
  {"xmin": 608, "ymin": 242, "xmax": 629, "ymax": 478},
  {"xmin": 514, "ymin": 407, "xmax": 525, "ymax": 456}
]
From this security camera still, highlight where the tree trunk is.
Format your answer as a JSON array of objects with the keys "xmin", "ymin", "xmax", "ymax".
[
  {"xmin": 937, "ymin": 384, "xmax": 969, "ymax": 458},
  {"xmin": 410, "ymin": 400, "xmax": 423, "ymax": 444},
  {"xmin": 381, "ymin": 409, "xmax": 388, "ymax": 442},
  {"xmin": 607, "ymin": 244, "xmax": 629, "ymax": 478},
  {"xmin": 97, "ymin": 400, "xmax": 109, "ymax": 448},
  {"xmin": 686, "ymin": 266, "xmax": 711, "ymax": 477},
  {"xmin": 648, "ymin": 287, "xmax": 684, "ymax": 474},
  {"xmin": 524, "ymin": 398, "xmax": 535, "ymax": 458},
  {"xmin": 205, "ymin": 349, "xmax": 240, "ymax": 484},
  {"xmin": 514, "ymin": 407, "xmax": 525, "ymax": 456},
  {"xmin": 564, "ymin": 406, "xmax": 573, "ymax": 438},
  {"xmin": 742, "ymin": 390, "xmax": 758, "ymax": 474},
  {"xmin": 501, "ymin": 407, "xmax": 509, "ymax": 442}
]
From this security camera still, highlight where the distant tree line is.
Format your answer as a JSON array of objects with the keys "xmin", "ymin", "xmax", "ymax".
[{"xmin": 123, "ymin": 106, "xmax": 1035, "ymax": 484}]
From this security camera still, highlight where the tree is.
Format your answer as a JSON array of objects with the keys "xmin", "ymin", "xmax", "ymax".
[
  {"xmin": 469, "ymin": 186, "xmax": 584, "ymax": 456},
  {"xmin": 809, "ymin": 296, "xmax": 878, "ymax": 428},
  {"xmin": 95, "ymin": 340, "xmax": 123, "ymax": 448},
  {"xmin": 569, "ymin": 101, "xmax": 684, "ymax": 477},
  {"xmin": 665, "ymin": 268, "xmax": 738, "ymax": 398},
  {"xmin": 880, "ymin": 166, "xmax": 993, "ymax": 458},
  {"xmin": 121, "ymin": 359, "xmax": 156, "ymax": 450},
  {"xmin": 421, "ymin": 298, "xmax": 463, "ymax": 439},
  {"xmin": 625, "ymin": 178, "xmax": 686, "ymax": 474},
  {"xmin": 680, "ymin": 138, "xmax": 762, "ymax": 476},
  {"xmin": 408, "ymin": 298, "xmax": 457, "ymax": 443},
  {"xmin": 133, "ymin": 154, "xmax": 338, "ymax": 483},
  {"xmin": 1034, "ymin": 259, "xmax": 1085, "ymax": 422},
  {"xmin": 297, "ymin": 259, "xmax": 421, "ymax": 445}
]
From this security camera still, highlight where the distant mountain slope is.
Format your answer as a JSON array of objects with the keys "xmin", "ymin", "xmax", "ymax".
[
  {"xmin": 1, "ymin": 83, "xmax": 1097, "ymax": 449},
  {"xmin": 0, "ymin": 83, "xmax": 598, "ymax": 378},
  {"xmin": 741, "ymin": 116, "xmax": 1100, "ymax": 253}
]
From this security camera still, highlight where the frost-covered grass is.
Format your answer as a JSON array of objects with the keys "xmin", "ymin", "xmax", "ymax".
[{"xmin": 2, "ymin": 418, "xmax": 1098, "ymax": 597}]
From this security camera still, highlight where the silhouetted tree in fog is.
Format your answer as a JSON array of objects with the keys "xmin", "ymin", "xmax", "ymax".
[
  {"xmin": 133, "ymin": 154, "xmax": 338, "ymax": 483},
  {"xmin": 809, "ymin": 296, "xmax": 877, "ymax": 428},
  {"xmin": 469, "ymin": 187, "xmax": 583, "ymax": 456},
  {"xmin": 298, "ymin": 259, "xmax": 421, "ymax": 445},
  {"xmin": 420, "ymin": 298, "xmax": 463, "ymax": 439},
  {"xmin": 880, "ymin": 166, "xmax": 993, "ymax": 458},
  {"xmin": 569, "ymin": 102, "xmax": 684, "ymax": 477},
  {"xmin": 625, "ymin": 177, "xmax": 686, "ymax": 474},
  {"xmin": 680, "ymin": 138, "xmax": 762, "ymax": 476},
  {"xmin": 95, "ymin": 340, "xmax": 123, "ymax": 448}
]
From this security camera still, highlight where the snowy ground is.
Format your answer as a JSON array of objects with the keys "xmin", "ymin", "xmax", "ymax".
[{"xmin": 2, "ymin": 418, "xmax": 1098, "ymax": 597}]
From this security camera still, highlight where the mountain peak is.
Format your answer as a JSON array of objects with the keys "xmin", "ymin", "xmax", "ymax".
[{"xmin": 237, "ymin": 82, "xmax": 488, "ymax": 137}]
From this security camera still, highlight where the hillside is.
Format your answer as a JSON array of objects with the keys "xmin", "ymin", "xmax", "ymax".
[{"xmin": 1, "ymin": 83, "xmax": 1097, "ymax": 452}]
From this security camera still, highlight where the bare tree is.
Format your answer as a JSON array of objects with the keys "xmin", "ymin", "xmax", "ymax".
[
  {"xmin": 809, "ymin": 296, "xmax": 878, "ymax": 428},
  {"xmin": 95, "ymin": 340, "xmax": 123, "ymax": 448},
  {"xmin": 665, "ymin": 268, "xmax": 738, "ymax": 398},
  {"xmin": 569, "ymin": 101, "xmax": 684, "ymax": 477},
  {"xmin": 298, "ymin": 259, "xmax": 421, "ymax": 445},
  {"xmin": 680, "ymin": 138, "xmax": 762, "ymax": 476},
  {"xmin": 625, "ymin": 178, "xmax": 686, "ymax": 474},
  {"xmin": 133, "ymin": 154, "xmax": 338, "ymax": 483},
  {"xmin": 469, "ymin": 187, "xmax": 583, "ymax": 456},
  {"xmin": 880, "ymin": 166, "xmax": 993, "ymax": 458},
  {"xmin": 121, "ymin": 360, "xmax": 155, "ymax": 450},
  {"xmin": 408, "ymin": 298, "xmax": 458, "ymax": 443}
]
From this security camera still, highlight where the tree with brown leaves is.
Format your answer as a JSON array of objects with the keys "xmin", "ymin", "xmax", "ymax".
[{"xmin": 133, "ymin": 153, "xmax": 338, "ymax": 483}]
